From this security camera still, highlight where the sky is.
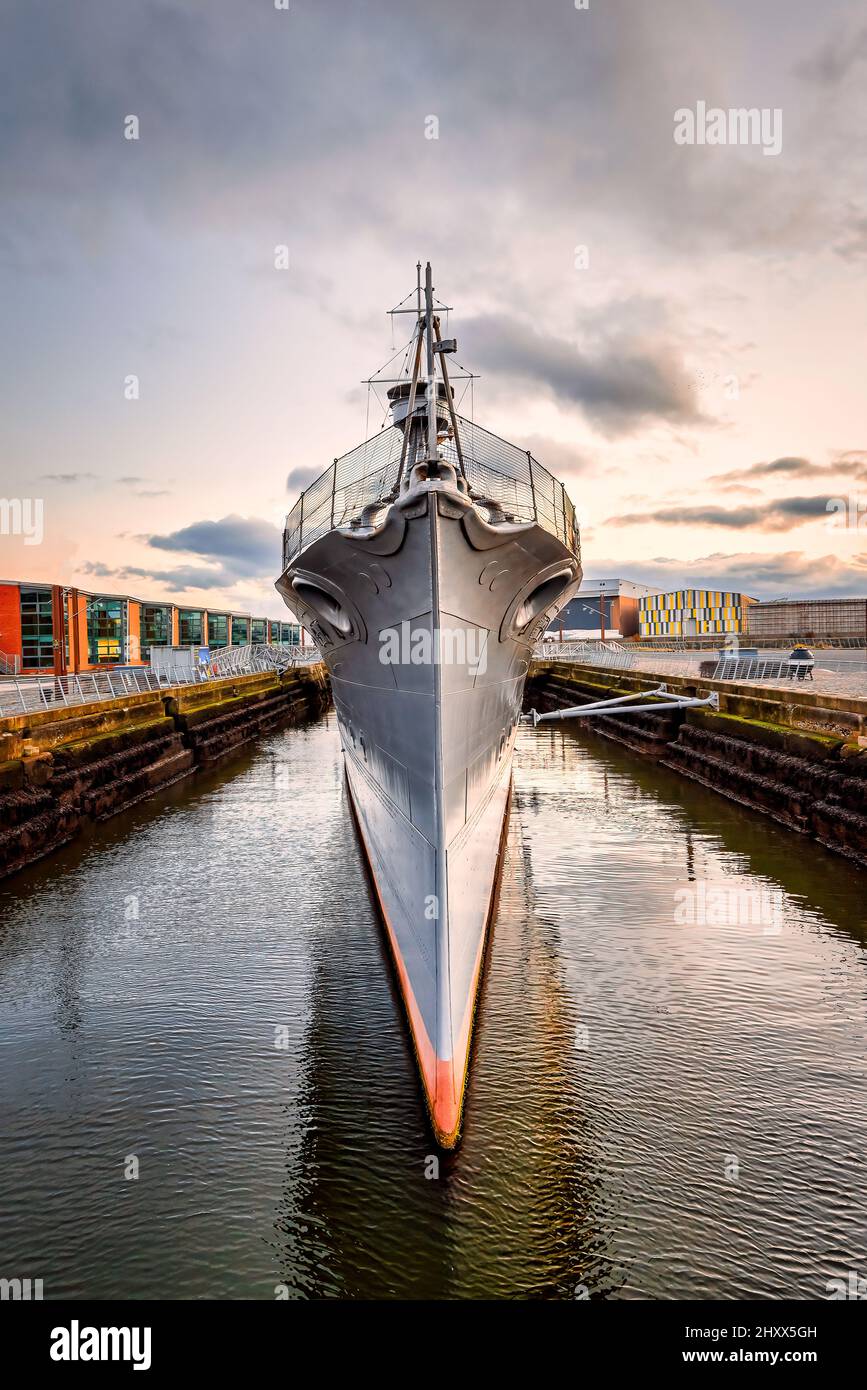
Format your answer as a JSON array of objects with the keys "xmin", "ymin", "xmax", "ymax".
[{"xmin": 1, "ymin": 0, "xmax": 866, "ymax": 616}]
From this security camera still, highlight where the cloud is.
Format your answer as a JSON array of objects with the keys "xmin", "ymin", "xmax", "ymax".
[
  {"xmin": 78, "ymin": 562, "xmax": 115, "ymax": 578},
  {"xmin": 78, "ymin": 560, "xmax": 248, "ymax": 593},
  {"xmin": 461, "ymin": 313, "xmax": 701, "ymax": 435},
  {"xmin": 286, "ymin": 465, "xmax": 323, "ymax": 494},
  {"xmin": 146, "ymin": 514, "xmax": 281, "ymax": 578},
  {"xmin": 710, "ymin": 455, "xmax": 867, "ymax": 488},
  {"xmin": 587, "ymin": 549, "xmax": 867, "ymax": 601},
  {"xmin": 799, "ymin": 24, "xmax": 867, "ymax": 86},
  {"xmin": 710, "ymin": 457, "xmax": 818, "ymax": 483},
  {"xmin": 608, "ymin": 495, "xmax": 847, "ymax": 533},
  {"xmin": 40, "ymin": 472, "xmax": 98, "ymax": 483}
]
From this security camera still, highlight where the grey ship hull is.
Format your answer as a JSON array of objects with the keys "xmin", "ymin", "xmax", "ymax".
[{"xmin": 277, "ymin": 465, "xmax": 580, "ymax": 1146}]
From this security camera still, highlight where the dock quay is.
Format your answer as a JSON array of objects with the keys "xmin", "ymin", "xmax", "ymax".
[
  {"xmin": 527, "ymin": 656, "xmax": 867, "ymax": 870},
  {"xmin": 0, "ymin": 664, "xmax": 328, "ymax": 880}
]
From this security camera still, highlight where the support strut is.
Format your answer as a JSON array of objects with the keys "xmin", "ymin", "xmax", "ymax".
[{"xmin": 524, "ymin": 684, "xmax": 718, "ymax": 728}]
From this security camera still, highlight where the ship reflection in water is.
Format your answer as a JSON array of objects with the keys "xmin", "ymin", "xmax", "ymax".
[{"xmin": 0, "ymin": 712, "xmax": 865, "ymax": 1299}]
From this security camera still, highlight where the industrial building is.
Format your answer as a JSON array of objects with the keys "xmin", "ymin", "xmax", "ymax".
[
  {"xmin": 639, "ymin": 588, "xmax": 755, "ymax": 638},
  {"xmin": 546, "ymin": 579, "xmax": 657, "ymax": 639},
  {"xmin": 0, "ymin": 579, "xmax": 301, "ymax": 676},
  {"xmin": 747, "ymin": 597, "xmax": 867, "ymax": 641}
]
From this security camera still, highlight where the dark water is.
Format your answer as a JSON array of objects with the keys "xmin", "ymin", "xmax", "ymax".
[{"xmin": 0, "ymin": 711, "xmax": 865, "ymax": 1300}]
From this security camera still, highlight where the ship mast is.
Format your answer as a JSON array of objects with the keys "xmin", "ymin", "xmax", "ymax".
[
  {"xmin": 383, "ymin": 261, "xmax": 472, "ymax": 487},
  {"xmin": 424, "ymin": 262, "xmax": 437, "ymax": 465}
]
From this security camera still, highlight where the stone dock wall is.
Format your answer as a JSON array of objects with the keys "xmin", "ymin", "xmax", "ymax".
[
  {"xmin": 526, "ymin": 660, "xmax": 867, "ymax": 870},
  {"xmin": 0, "ymin": 665, "xmax": 329, "ymax": 881}
]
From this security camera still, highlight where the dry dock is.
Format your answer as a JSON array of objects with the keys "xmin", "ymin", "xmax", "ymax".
[
  {"xmin": 0, "ymin": 665, "xmax": 328, "ymax": 879},
  {"xmin": 527, "ymin": 659, "xmax": 867, "ymax": 870}
]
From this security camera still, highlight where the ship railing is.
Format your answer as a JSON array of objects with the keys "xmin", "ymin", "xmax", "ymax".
[
  {"xmin": 534, "ymin": 639, "xmax": 636, "ymax": 670},
  {"xmin": 282, "ymin": 415, "xmax": 579, "ymax": 568},
  {"xmin": 0, "ymin": 646, "xmax": 321, "ymax": 718}
]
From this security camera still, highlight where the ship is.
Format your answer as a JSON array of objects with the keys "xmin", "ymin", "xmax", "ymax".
[{"xmin": 276, "ymin": 264, "xmax": 581, "ymax": 1146}]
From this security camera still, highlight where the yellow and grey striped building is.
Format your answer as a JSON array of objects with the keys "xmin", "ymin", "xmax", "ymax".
[{"xmin": 639, "ymin": 589, "xmax": 755, "ymax": 638}]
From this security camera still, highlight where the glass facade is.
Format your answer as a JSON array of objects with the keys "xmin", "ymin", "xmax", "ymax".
[
  {"xmin": 178, "ymin": 609, "xmax": 204, "ymax": 646},
  {"xmin": 251, "ymin": 619, "xmax": 267, "ymax": 644},
  {"xmin": 207, "ymin": 613, "xmax": 229, "ymax": 649},
  {"xmin": 20, "ymin": 587, "xmax": 55, "ymax": 669},
  {"xmin": 231, "ymin": 617, "xmax": 250, "ymax": 646},
  {"xmin": 140, "ymin": 603, "xmax": 170, "ymax": 660},
  {"xmin": 268, "ymin": 620, "xmax": 301, "ymax": 643},
  {"xmin": 87, "ymin": 597, "xmax": 125, "ymax": 664}
]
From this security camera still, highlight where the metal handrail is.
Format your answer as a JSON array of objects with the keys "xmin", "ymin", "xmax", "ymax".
[
  {"xmin": 282, "ymin": 414, "xmax": 579, "ymax": 568},
  {"xmin": 0, "ymin": 645, "xmax": 322, "ymax": 719},
  {"xmin": 533, "ymin": 639, "xmax": 637, "ymax": 671}
]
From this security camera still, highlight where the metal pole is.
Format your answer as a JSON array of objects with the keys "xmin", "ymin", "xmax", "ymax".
[
  {"xmin": 434, "ymin": 316, "xmax": 465, "ymax": 477},
  {"xmin": 424, "ymin": 262, "xmax": 436, "ymax": 463},
  {"xmin": 526, "ymin": 450, "xmax": 537, "ymax": 522},
  {"xmin": 397, "ymin": 324, "xmax": 425, "ymax": 488}
]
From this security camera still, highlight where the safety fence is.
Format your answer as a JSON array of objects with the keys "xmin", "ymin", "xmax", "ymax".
[
  {"xmin": 283, "ymin": 416, "xmax": 579, "ymax": 566},
  {"xmin": 534, "ymin": 640, "xmax": 637, "ymax": 671},
  {"xmin": 0, "ymin": 645, "xmax": 321, "ymax": 718}
]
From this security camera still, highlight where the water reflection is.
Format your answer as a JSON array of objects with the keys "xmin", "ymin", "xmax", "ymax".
[{"xmin": 0, "ymin": 713, "xmax": 864, "ymax": 1299}]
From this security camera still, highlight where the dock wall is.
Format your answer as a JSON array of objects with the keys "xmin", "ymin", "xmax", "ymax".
[
  {"xmin": 526, "ymin": 661, "xmax": 867, "ymax": 869},
  {"xmin": 0, "ymin": 664, "xmax": 329, "ymax": 880}
]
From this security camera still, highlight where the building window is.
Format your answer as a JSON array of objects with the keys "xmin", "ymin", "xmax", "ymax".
[
  {"xmin": 231, "ymin": 617, "xmax": 250, "ymax": 645},
  {"xmin": 87, "ymin": 597, "xmax": 125, "ymax": 665},
  {"xmin": 140, "ymin": 604, "xmax": 170, "ymax": 660},
  {"xmin": 178, "ymin": 609, "xmax": 203, "ymax": 645},
  {"xmin": 251, "ymin": 619, "xmax": 266, "ymax": 644},
  {"xmin": 207, "ymin": 613, "xmax": 228, "ymax": 648},
  {"xmin": 20, "ymin": 587, "xmax": 55, "ymax": 669}
]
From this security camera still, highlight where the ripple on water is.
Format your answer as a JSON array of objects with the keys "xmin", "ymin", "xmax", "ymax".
[{"xmin": 0, "ymin": 713, "xmax": 864, "ymax": 1298}]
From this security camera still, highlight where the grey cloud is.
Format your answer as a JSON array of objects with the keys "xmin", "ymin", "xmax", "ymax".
[
  {"xmin": 117, "ymin": 565, "xmax": 236, "ymax": 592},
  {"xmin": 40, "ymin": 471, "xmax": 98, "ymax": 483},
  {"xmin": 78, "ymin": 561, "xmax": 115, "ymax": 578},
  {"xmin": 0, "ymin": 0, "xmax": 846, "ymax": 267},
  {"xmin": 587, "ymin": 549, "xmax": 867, "ymax": 601},
  {"xmin": 711, "ymin": 456, "xmax": 867, "ymax": 485},
  {"xmin": 799, "ymin": 24, "xmax": 867, "ymax": 85},
  {"xmin": 608, "ymin": 495, "xmax": 840, "ymax": 532},
  {"xmin": 463, "ymin": 314, "xmax": 701, "ymax": 435},
  {"xmin": 835, "ymin": 212, "xmax": 867, "ymax": 261},
  {"xmin": 79, "ymin": 559, "xmax": 237, "ymax": 592},
  {"xmin": 147, "ymin": 514, "xmax": 281, "ymax": 578},
  {"xmin": 286, "ymin": 465, "xmax": 323, "ymax": 494},
  {"xmin": 711, "ymin": 457, "xmax": 817, "ymax": 483}
]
